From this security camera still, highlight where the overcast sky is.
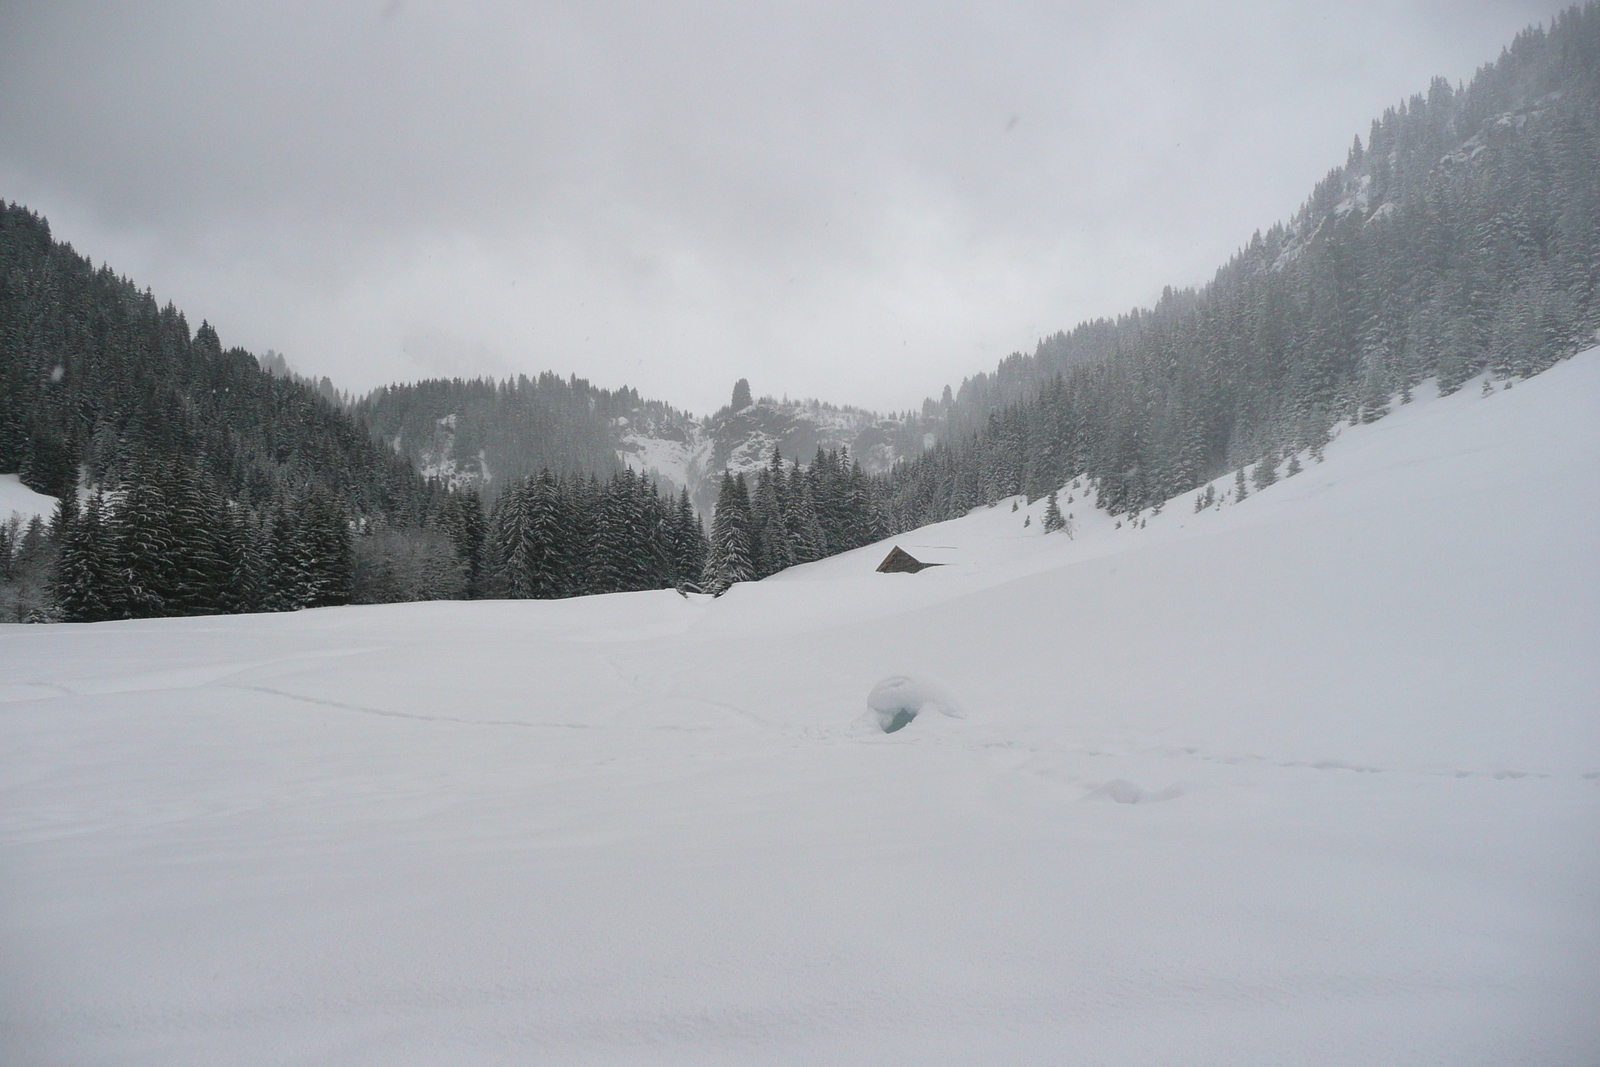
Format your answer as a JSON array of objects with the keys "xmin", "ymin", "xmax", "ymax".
[{"xmin": 0, "ymin": 0, "xmax": 1555, "ymax": 415}]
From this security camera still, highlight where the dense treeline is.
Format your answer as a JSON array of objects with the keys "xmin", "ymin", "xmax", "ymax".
[
  {"xmin": 0, "ymin": 201, "xmax": 472, "ymax": 619},
  {"xmin": 702, "ymin": 445, "xmax": 881, "ymax": 592},
  {"xmin": 54, "ymin": 460, "xmax": 355, "ymax": 621},
  {"xmin": 44, "ymin": 457, "xmax": 711, "ymax": 618},
  {"xmin": 874, "ymin": 6, "xmax": 1600, "ymax": 529},
  {"xmin": 480, "ymin": 467, "xmax": 704, "ymax": 598},
  {"xmin": 471, "ymin": 446, "xmax": 882, "ymax": 599}
]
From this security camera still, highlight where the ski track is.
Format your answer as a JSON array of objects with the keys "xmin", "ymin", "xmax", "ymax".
[{"xmin": 222, "ymin": 684, "xmax": 595, "ymax": 730}]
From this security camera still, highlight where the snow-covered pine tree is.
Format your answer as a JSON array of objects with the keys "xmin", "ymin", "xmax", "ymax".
[
  {"xmin": 703, "ymin": 472, "xmax": 755, "ymax": 594},
  {"xmin": 1252, "ymin": 450, "xmax": 1278, "ymax": 490},
  {"xmin": 589, "ymin": 473, "xmax": 631, "ymax": 594},
  {"xmin": 1042, "ymin": 490, "xmax": 1066, "ymax": 533},
  {"xmin": 734, "ymin": 472, "xmax": 760, "ymax": 578},
  {"xmin": 630, "ymin": 470, "xmax": 673, "ymax": 591},
  {"xmin": 489, "ymin": 477, "xmax": 537, "ymax": 599},
  {"xmin": 166, "ymin": 462, "xmax": 229, "ymax": 616},
  {"xmin": 753, "ymin": 455, "xmax": 785, "ymax": 579},
  {"xmin": 53, "ymin": 493, "xmax": 111, "ymax": 622},
  {"xmin": 219, "ymin": 502, "xmax": 264, "ymax": 614},
  {"xmin": 262, "ymin": 504, "xmax": 309, "ymax": 611},
  {"xmin": 297, "ymin": 490, "xmax": 355, "ymax": 608},
  {"xmin": 671, "ymin": 487, "xmax": 707, "ymax": 587},
  {"xmin": 524, "ymin": 470, "xmax": 570, "ymax": 598},
  {"xmin": 841, "ymin": 454, "xmax": 878, "ymax": 550},
  {"xmin": 112, "ymin": 469, "xmax": 177, "ymax": 619},
  {"xmin": 1360, "ymin": 366, "xmax": 1392, "ymax": 423},
  {"xmin": 569, "ymin": 474, "xmax": 603, "ymax": 595},
  {"xmin": 444, "ymin": 487, "xmax": 487, "ymax": 597},
  {"xmin": 792, "ymin": 461, "xmax": 822, "ymax": 563}
]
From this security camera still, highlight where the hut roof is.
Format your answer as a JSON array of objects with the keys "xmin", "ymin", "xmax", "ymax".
[{"xmin": 876, "ymin": 546, "xmax": 941, "ymax": 574}]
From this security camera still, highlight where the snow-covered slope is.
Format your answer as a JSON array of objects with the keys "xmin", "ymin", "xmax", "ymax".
[
  {"xmin": 0, "ymin": 473, "xmax": 57, "ymax": 525},
  {"xmin": 3, "ymin": 354, "xmax": 1597, "ymax": 1065}
]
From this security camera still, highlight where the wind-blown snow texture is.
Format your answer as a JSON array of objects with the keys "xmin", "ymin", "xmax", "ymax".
[{"xmin": 3, "ymin": 354, "xmax": 1598, "ymax": 1065}]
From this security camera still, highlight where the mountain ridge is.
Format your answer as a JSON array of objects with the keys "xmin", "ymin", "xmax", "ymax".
[{"xmin": 352, "ymin": 374, "xmax": 939, "ymax": 512}]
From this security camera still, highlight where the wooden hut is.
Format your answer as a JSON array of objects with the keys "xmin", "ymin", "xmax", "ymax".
[{"xmin": 876, "ymin": 546, "xmax": 940, "ymax": 574}]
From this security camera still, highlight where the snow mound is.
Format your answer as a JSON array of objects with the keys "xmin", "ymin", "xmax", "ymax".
[
  {"xmin": 864, "ymin": 674, "xmax": 965, "ymax": 733},
  {"xmin": 1084, "ymin": 779, "xmax": 1184, "ymax": 805}
]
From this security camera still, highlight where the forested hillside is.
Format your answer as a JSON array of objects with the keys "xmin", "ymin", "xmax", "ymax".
[
  {"xmin": 875, "ymin": 6, "xmax": 1600, "ymax": 529},
  {"xmin": 0, "ymin": 204, "xmax": 469, "ymax": 618},
  {"xmin": 0, "ymin": 205, "xmax": 432, "ymax": 515},
  {"xmin": 0, "ymin": 208, "xmax": 707, "ymax": 618},
  {"xmin": 350, "ymin": 375, "xmax": 634, "ymax": 490},
  {"xmin": 351, "ymin": 373, "xmax": 933, "ymax": 513}
]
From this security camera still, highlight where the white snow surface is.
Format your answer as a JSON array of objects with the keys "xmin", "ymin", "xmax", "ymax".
[
  {"xmin": 4, "ymin": 354, "xmax": 1599, "ymax": 1065},
  {"xmin": 0, "ymin": 473, "xmax": 57, "ymax": 526}
]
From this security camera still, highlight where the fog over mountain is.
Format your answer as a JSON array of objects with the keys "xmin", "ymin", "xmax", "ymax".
[{"xmin": 0, "ymin": 0, "xmax": 1553, "ymax": 414}]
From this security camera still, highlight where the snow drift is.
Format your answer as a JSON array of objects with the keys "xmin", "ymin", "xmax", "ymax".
[{"xmin": 864, "ymin": 674, "xmax": 965, "ymax": 732}]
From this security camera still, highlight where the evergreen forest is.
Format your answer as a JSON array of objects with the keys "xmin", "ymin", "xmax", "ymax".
[{"xmin": 874, "ymin": 8, "xmax": 1600, "ymax": 529}]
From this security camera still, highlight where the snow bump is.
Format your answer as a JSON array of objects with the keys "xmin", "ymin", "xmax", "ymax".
[
  {"xmin": 1084, "ymin": 779, "xmax": 1184, "ymax": 805},
  {"xmin": 864, "ymin": 675, "xmax": 965, "ymax": 734}
]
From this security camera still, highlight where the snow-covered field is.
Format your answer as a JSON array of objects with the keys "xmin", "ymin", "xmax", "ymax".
[{"xmin": 3, "ymin": 355, "xmax": 1598, "ymax": 1065}]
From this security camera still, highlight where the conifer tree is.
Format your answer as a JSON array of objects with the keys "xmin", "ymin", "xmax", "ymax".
[
  {"xmin": 166, "ymin": 462, "xmax": 228, "ymax": 615},
  {"xmin": 53, "ymin": 494, "xmax": 110, "ymax": 622},
  {"xmin": 703, "ymin": 472, "xmax": 755, "ymax": 594},
  {"xmin": 790, "ymin": 463, "xmax": 828, "ymax": 564},
  {"xmin": 1252, "ymin": 450, "xmax": 1279, "ymax": 490},
  {"xmin": 671, "ymin": 487, "xmax": 707, "ymax": 587},
  {"xmin": 297, "ymin": 491, "xmax": 356, "ymax": 608},
  {"xmin": 1042, "ymin": 490, "xmax": 1067, "ymax": 533},
  {"xmin": 219, "ymin": 503, "xmax": 263, "ymax": 614},
  {"xmin": 113, "ymin": 471, "xmax": 178, "ymax": 618},
  {"xmin": 446, "ymin": 487, "xmax": 487, "ymax": 597},
  {"xmin": 524, "ymin": 470, "xmax": 571, "ymax": 598},
  {"xmin": 490, "ymin": 477, "xmax": 537, "ymax": 598}
]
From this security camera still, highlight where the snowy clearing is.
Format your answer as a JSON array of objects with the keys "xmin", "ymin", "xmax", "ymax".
[
  {"xmin": 0, "ymin": 473, "xmax": 57, "ymax": 526},
  {"xmin": 2, "ymin": 354, "xmax": 1598, "ymax": 1065}
]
